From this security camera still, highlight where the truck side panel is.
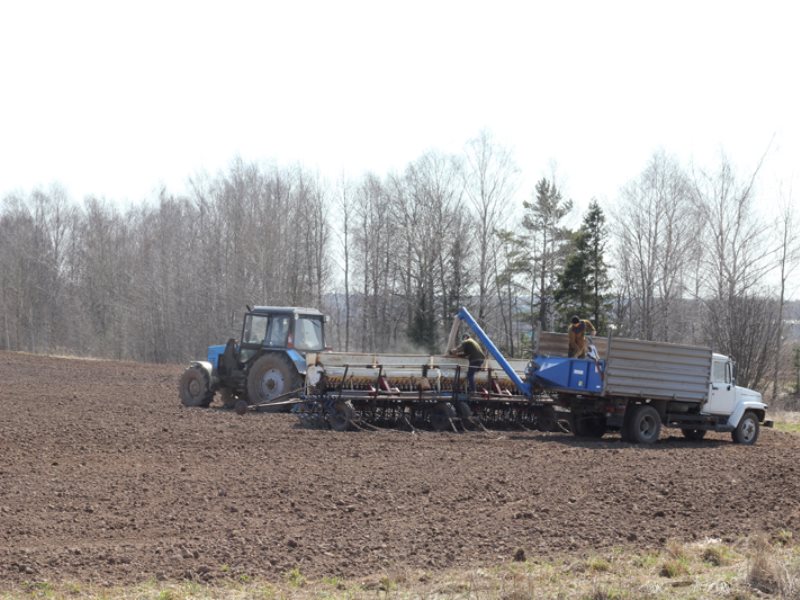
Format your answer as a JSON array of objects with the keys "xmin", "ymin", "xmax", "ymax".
[
  {"xmin": 604, "ymin": 338, "xmax": 712, "ymax": 403},
  {"xmin": 537, "ymin": 331, "xmax": 609, "ymax": 357}
]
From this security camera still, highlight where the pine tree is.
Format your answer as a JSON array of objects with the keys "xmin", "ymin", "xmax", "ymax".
[{"xmin": 555, "ymin": 200, "xmax": 611, "ymax": 330}]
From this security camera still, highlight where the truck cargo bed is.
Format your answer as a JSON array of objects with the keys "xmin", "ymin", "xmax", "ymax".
[{"xmin": 536, "ymin": 332, "xmax": 712, "ymax": 403}]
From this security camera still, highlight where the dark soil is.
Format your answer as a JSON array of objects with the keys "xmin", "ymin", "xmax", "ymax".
[{"xmin": 1, "ymin": 351, "xmax": 798, "ymax": 586}]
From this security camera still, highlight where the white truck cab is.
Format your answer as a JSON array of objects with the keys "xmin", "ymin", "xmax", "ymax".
[
  {"xmin": 702, "ymin": 353, "xmax": 769, "ymax": 443},
  {"xmin": 704, "ymin": 354, "xmax": 740, "ymax": 415}
]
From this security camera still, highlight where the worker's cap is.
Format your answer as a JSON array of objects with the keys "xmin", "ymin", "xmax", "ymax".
[{"xmin": 571, "ymin": 315, "xmax": 580, "ymax": 324}]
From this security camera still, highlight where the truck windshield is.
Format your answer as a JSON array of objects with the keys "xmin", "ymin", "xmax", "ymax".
[{"xmin": 294, "ymin": 316, "xmax": 324, "ymax": 351}]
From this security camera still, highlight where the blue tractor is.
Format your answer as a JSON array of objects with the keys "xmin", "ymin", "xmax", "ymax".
[{"xmin": 178, "ymin": 306, "xmax": 326, "ymax": 410}]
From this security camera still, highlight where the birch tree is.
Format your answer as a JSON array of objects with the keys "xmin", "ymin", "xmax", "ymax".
[{"xmin": 463, "ymin": 130, "xmax": 519, "ymax": 321}]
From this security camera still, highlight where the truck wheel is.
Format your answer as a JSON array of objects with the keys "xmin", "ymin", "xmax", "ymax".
[
  {"xmin": 246, "ymin": 353, "xmax": 302, "ymax": 412},
  {"xmin": 179, "ymin": 365, "xmax": 213, "ymax": 407},
  {"xmin": 732, "ymin": 411, "xmax": 760, "ymax": 445},
  {"xmin": 327, "ymin": 400, "xmax": 354, "ymax": 432},
  {"xmin": 571, "ymin": 413, "xmax": 607, "ymax": 438},
  {"xmin": 430, "ymin": 402, "xmax": 456, "ymax": 432},
  {"xmin": 537, "ymin": 405, "xmax": 556, "ymax": 432},
  {"xmin": 628, "ymin": 405, "xmax": 661, "ymax": 444},
  {"xmin": 681, "ymin": 428, "xmax": 707, "ymax": 441}
]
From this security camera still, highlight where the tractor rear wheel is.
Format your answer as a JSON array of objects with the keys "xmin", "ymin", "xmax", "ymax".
[
  {"xmin": 179, "ymin": 365, "xmax": 213, "ymax": 408},
  {"xmin": 246, "ymin": 353, "xmax": 302, "ymax": 412}
]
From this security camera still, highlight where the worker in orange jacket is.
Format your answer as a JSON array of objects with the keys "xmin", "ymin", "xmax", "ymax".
[{"xmin": 567, "ymin": 315, "xmax": 596, "ymax": 358}]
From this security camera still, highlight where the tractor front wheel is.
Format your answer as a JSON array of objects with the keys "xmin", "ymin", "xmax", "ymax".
[{"xmin": 179, "ymin": 365, "xmax": 213, "ymax": 408}]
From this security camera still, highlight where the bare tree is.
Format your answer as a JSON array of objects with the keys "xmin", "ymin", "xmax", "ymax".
[
  {"xmin": 772, "ymin": 190, "xmax": 800, "ymax": 399},
  {"xmin": 612, "ymin": 151, "xmax": 699, "ymax": 341},
  {"xmin": 691, "ymin": 153, "xmax": 776, "ymax": 389},
  {"xmin": 522, "ymin": 178, "xmax": 573, "ymax": 331},
  {"xmin": 463, "ymin": 130, "xmax": 519, "ymax": 322},
  {"xmin": 337, "ymin": 174, "xmax": 353, "ymax": 351}
]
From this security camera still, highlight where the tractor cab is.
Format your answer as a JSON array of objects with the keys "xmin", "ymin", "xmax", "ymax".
[
  {"xmin": 179, "ymin": 306, "xmax": 328, "ymax": 410},
  {"xmin": 238, "ymin": 306, "xmax": 326, "ymax": 362}
]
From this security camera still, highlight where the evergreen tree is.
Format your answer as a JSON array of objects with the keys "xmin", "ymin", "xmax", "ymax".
[{"xmin": 555, "ymin": 200, "xmax": 611, "ymax": 330}]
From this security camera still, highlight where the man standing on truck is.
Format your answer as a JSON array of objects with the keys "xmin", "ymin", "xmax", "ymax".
[
  {"xmin": 454, "ymin": 333, "xmax": 486, "ymax": 392},
  {"xmin": 568, "ymin": 315, "xmax": 596, "ymax": 358}
]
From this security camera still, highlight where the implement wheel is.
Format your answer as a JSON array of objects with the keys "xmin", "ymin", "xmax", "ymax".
[
  {"xmin": 178, "ymin": 365, "xmax": 213, "ymax": 408},
  {"xmin": 246, "ymin": 353, "xmax": 302, "ymax": 412},
  {"xmin": 628, "ymin": 404, "xmax": 661, "ymax": 444}
]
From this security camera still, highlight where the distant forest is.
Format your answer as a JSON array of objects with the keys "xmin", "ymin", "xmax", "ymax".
[{"xmin": 1, "ymin": 133, "xmax": 798, "ymax": 396}]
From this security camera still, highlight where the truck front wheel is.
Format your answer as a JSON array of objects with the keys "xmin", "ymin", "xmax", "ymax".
[
  {"xmin": 628, "ymin": 405, "xmax": 661, "ymax": 444},
  {"xmin": 732, "ymin": 411, "xmax": 760, "ymax": 445}
]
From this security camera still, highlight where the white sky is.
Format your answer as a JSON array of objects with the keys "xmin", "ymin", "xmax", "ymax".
[{"xmin": 1, "ymin": 0, "xmax": 798, "ymax": 216}]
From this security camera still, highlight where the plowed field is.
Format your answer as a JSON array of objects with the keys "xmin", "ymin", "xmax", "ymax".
[{"xmin": 1, "ymin": 351, "xmax": 798, "ymax": 587}]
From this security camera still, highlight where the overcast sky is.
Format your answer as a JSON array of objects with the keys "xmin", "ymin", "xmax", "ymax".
[{"xmin": 1, "ymin": 1, "xmax": 797, "ymax": 216}]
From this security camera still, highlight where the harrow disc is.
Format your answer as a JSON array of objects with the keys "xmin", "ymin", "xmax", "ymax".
[
  {"xmin": 327, "ymin": 400, "xmax": 355, "ymax": 432},
  {"xmin": 430, "ymin": 402, "xmax": 456, "ymax": 432}
]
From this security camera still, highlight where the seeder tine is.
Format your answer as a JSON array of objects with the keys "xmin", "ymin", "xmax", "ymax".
[
  {"xmin": 401, "ymin": 413, "xmax": 417, "ymax": 433},
  {"xmin": 469, "ymin": 416, "xmax": 490, "ymax": 433},
  {"xmin": 448, "ymin": 415, "xmax": 460, "ymax": 433}
]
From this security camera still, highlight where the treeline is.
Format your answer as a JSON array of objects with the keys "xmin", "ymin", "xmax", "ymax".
[
  {"xmin": 0, "ymin": 161, "xmax": 328, "ymax": 363},
  {"xmin": 1, "ymin": 135, "xmax": 797, "ymax": 395}
]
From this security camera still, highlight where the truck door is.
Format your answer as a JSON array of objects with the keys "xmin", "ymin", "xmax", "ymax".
[{"xmin": 703, "ymin": 358, "xmax": 736, "ymax": 415}]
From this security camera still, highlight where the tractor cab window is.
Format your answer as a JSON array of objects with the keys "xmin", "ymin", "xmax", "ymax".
[
  {"xmin": 266, "ymin": 316, "xmax": 290, "ymax": 347},
  {"xmin": 243, "ymin": 315, "xmax": 269, "ymax": 345},
  {"xmin": 294, "ymin": 316, "xmax": 324, "ymax": 351}
]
